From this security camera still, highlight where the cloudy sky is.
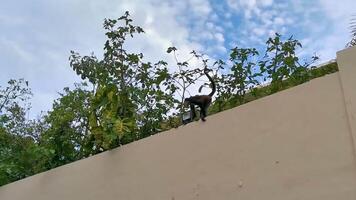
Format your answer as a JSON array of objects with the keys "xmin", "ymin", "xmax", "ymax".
[{"xmin": 1, "ymin": 0, "xmax": 355, "ymax": 118}]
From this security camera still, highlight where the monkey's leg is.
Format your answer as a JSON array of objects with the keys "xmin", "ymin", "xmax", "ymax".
[
  {"xmin": 200, "ymin": 105, "xmax": 207, "ymax": 121},
  {"xmin": 190, "ymin": 104, "xmax": 197, "ymax": 120}
]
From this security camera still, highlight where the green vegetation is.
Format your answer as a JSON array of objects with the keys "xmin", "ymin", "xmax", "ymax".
[
  {"xmin": 209, "ymin": 62, "xmax": 338, "ymax": 113},
  {"xmin": 0, "ymin": 11, "xmax": 339, "ymax": 186}
]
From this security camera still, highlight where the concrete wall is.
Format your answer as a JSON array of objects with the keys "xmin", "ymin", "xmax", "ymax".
[{"xmin": 1, "ymin": 46, "xmax": 356, "ymax": 200}]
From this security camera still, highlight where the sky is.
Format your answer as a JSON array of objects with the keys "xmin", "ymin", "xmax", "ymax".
[{"xmin": 0, "ymin": 0, "xmax": 355, "ymax": 118}]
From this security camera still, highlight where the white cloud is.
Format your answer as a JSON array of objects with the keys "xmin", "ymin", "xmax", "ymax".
[
  {"xmin": 301, "ymin": 0, "xmax": 356, "ymax": 61},
  {"xmin": 216, "ymin": 45, "xmax": 227, "ymax": 53},
  {"xmin": 226, "ymin": 0, "xmax": 239, "ymax": 10},
  {"xmin": 268, "ymin": 30, "xmax": 276, "ymax": 37},
  {"xmin": 206, "ymin": 22, "xmax": 214, "ymax": 29},
  {"xmin": 274, "ymin": 17, "xmax": 285, "ymax": 26},
  {"xmin": 241, "ymin": 0, "xmax": 257, "ymax": 9},
  {"xmin": 196, "ymin": 32, "xmax": 214, "ymax": 41},
  {"xmin": 225, "ymin": 0, "xmax": 351, "ymax": 60},
  {"xmin": 206, "ymin": 44, "xmax": 227, "ymax": 56},
  {"xmin": 215, "ymin": 33, "xmax": 225, "ymax": 43},
  {"xmin": 0, "ymin": 38, "xmax": 34, "ymax": 63},
  {"xmin": 188, "ymin": 0, "xmax": 212, "ymax": 18},
  {"xmin": 227, "ymin": 0, "xmax": 274, "ymax": 16},
  {"xmin": 0, "ymin": 0, "xmax": 215, "ymax": 118},
  {"xmin": 224, "ymin": 12, "xmax": 232, "ymax": 19},
  {"xmin": 224, "ymin": 21, "xmax": 234, "ymax": 29},
  {"xmin": 259, "ymin": 0, "xmax": 273, "ymax": 7},
  {"xmin": 226, "ymin": 0, "xmax": 295, "ymax": 45},
  {"xmin": 252, "ymin": 27, "xmax": 266, "ymax": 36},
  {"xmin": 210, "ymin": 13, "xmax": 219, "ymax": 21},
  {"xmin": 317, "ymin": 0, "xmax": 355, "ymax": 20}
]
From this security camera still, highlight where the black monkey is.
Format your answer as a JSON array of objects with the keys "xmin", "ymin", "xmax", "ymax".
[{"xmin": 184, "ymin": 67, "xmax": 216, "ymax": 122}]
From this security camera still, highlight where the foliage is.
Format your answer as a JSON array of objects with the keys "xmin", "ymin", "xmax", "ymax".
[
  {"xmin": 211, "ymin": 34, "xmax": 318, "ymax": 112},
  {"xmin": 260, "ymin": 33, "xmax": 318, "ymax": 93},
  {"xmin": 39, "ymin": 83, "xmax": 92, "ymax": 168},
  {"xmin": 0, "ymin": 130, "xmax": 51, "ymax": 186},
  {"xmin": 88, "ymin": 84, "xmax": 136, "ymax": 150},
  {"xmin": 69, "ymin": 11, "xmax": 175, "ymax": 148},
  {"xmin": 133, "ymin": 61, "xmax": 177, "ymax": 135},
  {"xmin": 209, "ymin": 61, "xmax": 338, "ymax": 114},
  {"xmin": 227, "ymin": 47, "xmax": 260, "ymax": 104},
  {"xmin": 0, "ymin": 79, "xmax": 50, "ymax": 186},
  {"xmin": 0, "ymin": 11, "xmax": 341, "ymax": 187},
  {"xmin": 0, "ymin": 79, "xmax": 32, "ymax": 137}
]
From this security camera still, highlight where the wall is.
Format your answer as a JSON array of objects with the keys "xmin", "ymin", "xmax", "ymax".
[{"xmin": 1, "ymin": 46, "xmax": 356, "ymax": 200}]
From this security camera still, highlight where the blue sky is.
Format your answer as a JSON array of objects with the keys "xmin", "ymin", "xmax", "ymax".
[{"xmin": 1, "ymin": 0, "xmax": 355, "ymax": 118}]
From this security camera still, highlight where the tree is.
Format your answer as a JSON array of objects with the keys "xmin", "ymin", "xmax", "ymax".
[
  {"xmin": 260, "ymin": 33, "xmax": 318, "ymax": 93},
  {"xmin": 0, "ymin": 129, "xmax": 51, "ymax": 186},
  {"xmin": 0, "ymin": 79, "xmax": 50, "ymax": 186},
  {"xmin": 69, "ymin": 11, "xmax": 176, "ymax": 149},
  {"xmin": 133, "ymin": 61, "xmax": 177, "ymax": 137},
  {"xmin": 88, "ymin": 83, "xmax": 137, "ymax": 150},
  {"xmin": 39, "ymin": 83, "xmax": 93, "ymax": 167},
  {"xmin": 227, "ymin": 47, "xmax": 260, "ymax": 104},
  {"xmin": 0, "ymin": 79, "xmax": 32, "ymax": 137}
]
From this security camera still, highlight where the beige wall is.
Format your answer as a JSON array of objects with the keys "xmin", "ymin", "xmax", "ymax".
[{"xmin": 1, "ymin": 46, "xmax": 356, "ymax": 200}]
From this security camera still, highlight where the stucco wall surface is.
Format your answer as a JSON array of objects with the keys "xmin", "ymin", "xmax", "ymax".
[{"xmin": 1, "ymin": 46, "xmax": 356, "ymax": 200}]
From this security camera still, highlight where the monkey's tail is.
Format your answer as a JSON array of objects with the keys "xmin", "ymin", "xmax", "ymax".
[{"xmin": 204, "ymin": 68, "xmax": 216, "ymax": 97}]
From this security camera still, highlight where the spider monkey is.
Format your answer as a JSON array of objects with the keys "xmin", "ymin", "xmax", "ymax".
[{"xmin": 184, "ymin": 67, "xmax": 216, "ymax": 122}]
